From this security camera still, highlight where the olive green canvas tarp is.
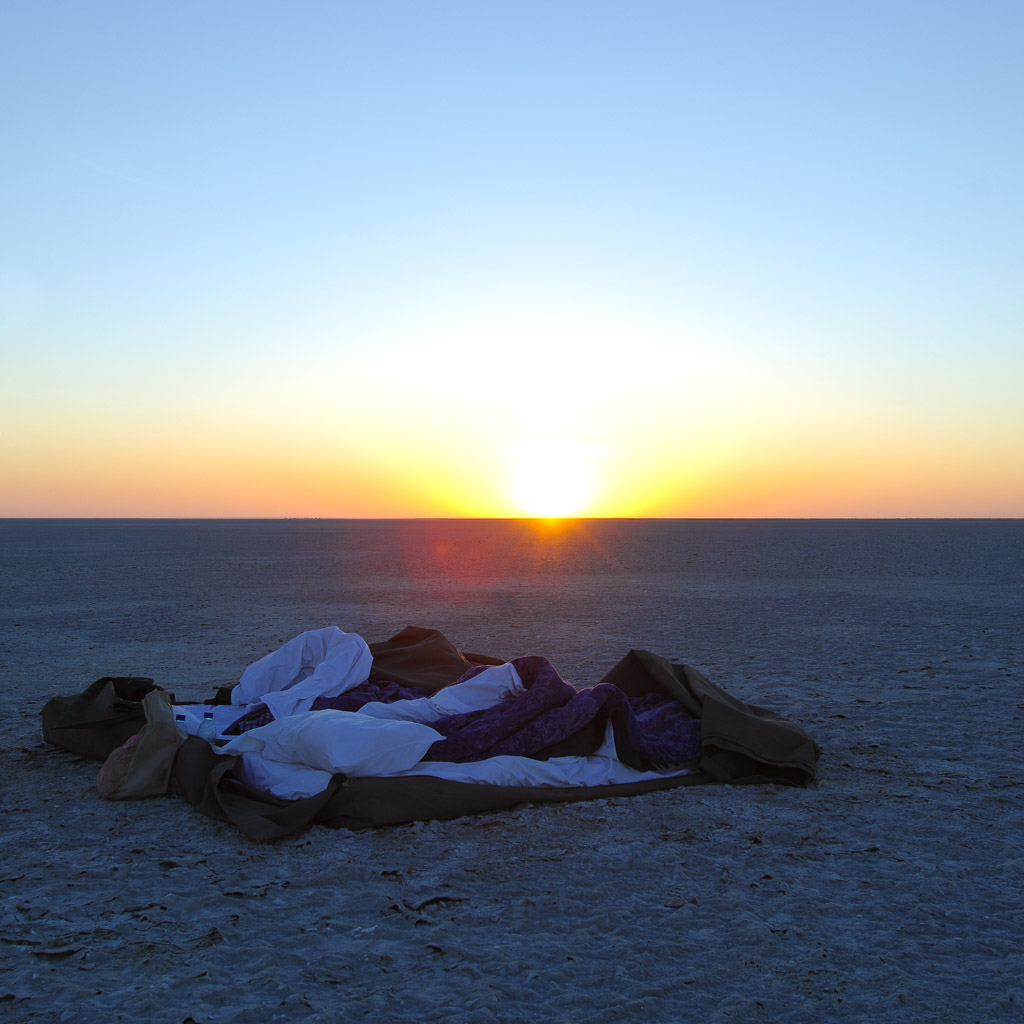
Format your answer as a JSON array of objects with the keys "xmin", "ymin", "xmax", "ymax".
[
  {"xmin": 171, "ymin": 735, "xmax": 710, "ymax": 842},
  {"xmin": 42, "ymin": 627, "xmax": 821, "ymax": 840}
]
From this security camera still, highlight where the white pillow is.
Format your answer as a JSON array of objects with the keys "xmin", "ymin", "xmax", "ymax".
[{"xmin": 221, "ymin": 709, "xmax": 442, "ymax": 777}]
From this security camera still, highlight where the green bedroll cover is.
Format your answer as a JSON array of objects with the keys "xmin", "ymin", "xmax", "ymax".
[{"xmin": 42, "ymin": 628, "xmax": 821, "ymax": 840}]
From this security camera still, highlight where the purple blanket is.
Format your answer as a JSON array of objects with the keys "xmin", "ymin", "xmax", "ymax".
[{"xmin": 422, "ymin": 656, "xmax": 701, "ymax": 769}]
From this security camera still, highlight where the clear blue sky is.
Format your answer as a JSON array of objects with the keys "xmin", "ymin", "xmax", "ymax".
[{"xmin": 2, "ymin": 1, "xmax": 1022, "ymax": 516}]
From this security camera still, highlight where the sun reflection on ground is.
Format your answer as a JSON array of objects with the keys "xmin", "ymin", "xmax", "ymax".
[{"xmin": 393, "ymin": 517, "xmax": 616, "ymax": 605}]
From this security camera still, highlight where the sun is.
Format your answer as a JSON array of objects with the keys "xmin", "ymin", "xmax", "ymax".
[{"xmin": 509, "ymin": 439, "xmax": 595, "ymax": 518}]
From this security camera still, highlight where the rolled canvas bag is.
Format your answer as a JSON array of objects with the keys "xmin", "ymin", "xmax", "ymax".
[
  {"xmin": 97, "ymin": 689, "xmax": 183, "ymax": 800},
  {"xmin": 41, "ymin": 675, "xmax": 160, "ymax": 760}
]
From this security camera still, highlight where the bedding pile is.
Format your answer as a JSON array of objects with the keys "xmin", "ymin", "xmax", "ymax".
[{"xmin": 42, "ymin": 625, "xmax": 821, "ymax": 839}]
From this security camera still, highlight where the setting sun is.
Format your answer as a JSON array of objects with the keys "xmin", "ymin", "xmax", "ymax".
[{"xmin": 509, "ymin": 439, "xmax": 595, "ymax": 518}]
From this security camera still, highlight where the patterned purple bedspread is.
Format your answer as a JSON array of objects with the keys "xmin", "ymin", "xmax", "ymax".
[{"xmin": 422, "ymin": 656, "xmax": 700, "ymax": 768}]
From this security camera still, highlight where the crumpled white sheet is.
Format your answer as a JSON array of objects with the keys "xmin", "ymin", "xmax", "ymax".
[
  {"xmin": 230, "ymin": 626, "xmax": 372, "ymax": 719},
  {"xmin": 357, "ymin": 662, "xmax": 525, "ymax": 723},
  {"xmin": 175, "ymin": 627, "xmax": 373, "ymax": 736}
]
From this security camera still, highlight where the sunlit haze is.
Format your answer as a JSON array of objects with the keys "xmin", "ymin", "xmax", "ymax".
[{"xmin": 2, "ymin": 1, "xmax": 1022, "ymax": 517}]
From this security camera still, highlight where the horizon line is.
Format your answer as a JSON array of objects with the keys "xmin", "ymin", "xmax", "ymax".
[{"xmin": 2, "ymin": 515, "xmax": 1022, "ymax": 523}]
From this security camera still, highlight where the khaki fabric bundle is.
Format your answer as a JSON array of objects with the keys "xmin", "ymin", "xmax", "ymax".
[{"xmin": 96, "ymin": 689, "xmax": 183, "ymax": 800}]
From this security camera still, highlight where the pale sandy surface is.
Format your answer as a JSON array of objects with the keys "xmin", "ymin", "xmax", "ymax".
[{"xmin": 1, "ymin": 519, "xmax": 1022, "ymax": 1023}]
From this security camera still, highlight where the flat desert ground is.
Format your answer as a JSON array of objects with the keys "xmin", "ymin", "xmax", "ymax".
[{"xmin": 1, "ymin": 519, "xmax": 1021, "ymax": 1022}]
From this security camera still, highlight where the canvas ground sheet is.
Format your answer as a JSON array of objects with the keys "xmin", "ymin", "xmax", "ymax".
[{"xmin": 42, "ymin": 626, "xmax": 821, "ymax": 840}]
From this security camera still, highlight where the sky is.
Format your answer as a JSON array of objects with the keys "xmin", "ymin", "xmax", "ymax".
[{"xmin": 1, "ymin": 0, "xmax": 1022, "ymax": 518}]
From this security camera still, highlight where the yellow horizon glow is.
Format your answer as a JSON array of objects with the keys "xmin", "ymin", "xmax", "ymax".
[
  {"xmin": 2, "ymin": 310, "xmax": 1022, "ymax": 519},
  {"xmin": 4, "ymin": 423, "xmax": 1022, "ymax": 518}
]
